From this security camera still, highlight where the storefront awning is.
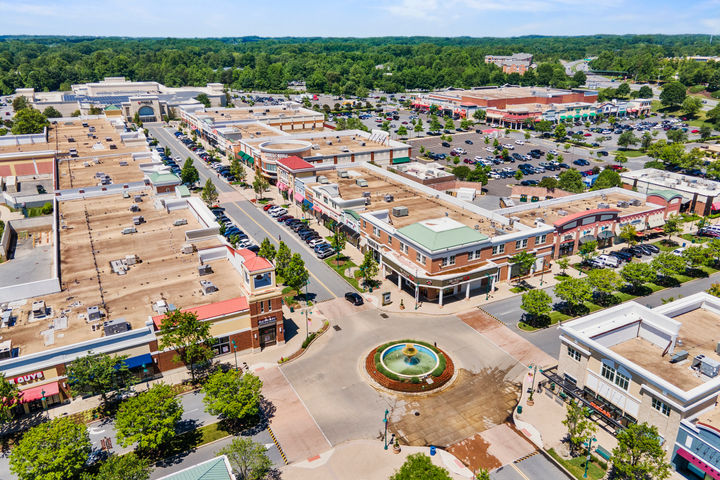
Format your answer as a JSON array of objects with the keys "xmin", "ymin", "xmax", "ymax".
[
  {"xmin": 302, "ymin": 199, "xmax": 313, "ymax": 209},
  {"xmin": 392, "ymin": 157, "xmax": 410, "ymax": 165},
  {"xmin": 647, "ymin": 217, "xmax": 665, "ymax": 228},
  {"xmin": 589, "ymin": 112, "xmax": 596, "ymax": 116},
  {"xmin": 676, "ymin": 448, "xmax": 720, "ymax": 480},
  {"xmin": 294, "ymin": 192, "xmax": 304, "ymax": 203},
  {"xmin": 119, "ymin": 353, "xmax": 153, "ymax": 370},
  {"xmin": 579, "ymin": 235, "xmax": 596, "ymax": 244},
  {"xmin": 712, "ymin": 202, "xmax": 720, "ymax": 211},
  {"xmin": 20, "ymin": 382, "xmax": 59, "ymax": 403},
  {"xmin": 277, "ymin": 182, "xmax": 288, "ymax": 191},
  {"xmin": 313, "ymin": 205, "xmax": 322, "ymax": 213},
  {"xmin": 598, "ymin": 231, "xmax": 614, "ymax": 239}
]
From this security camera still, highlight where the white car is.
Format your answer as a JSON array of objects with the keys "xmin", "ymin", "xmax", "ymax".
[
  {"xmin": 503, "ymin": 144, "xmax": 515, "ymax": 150},
  {"xmin": 485, "ymin": 147, "xmax": 494, "ymax": 152},
  {"xmin": 308, "ymin": 238, "xmax": 325, "ymax": 247},
  {"xmin": 455, "ymin": 148, "xmax": 466, "ymax": 154},
  {"xmin": 549, "ymin": 150, "xmax": 558, "ymax": 155},
  {"xmin": 488, "ymin": 171, "xmax": 501, "ymax": 179},
  {"xmin": 515, "ymin": 140, "xmax": 525, "ymax": 145},
  {"xmin": 596, "ymin": 254, "xmax": 620, "ymax": 268},
  {"xmin": 271, "ymin": 209, "xmax": 287, "ymax": 217},
  {"xmin": 671, "ymin": 247, "xmax": 687, "ymax": 256},
  {"xmin": 474, "ymin": 155, "xmax": 484, "ymax": 161}
]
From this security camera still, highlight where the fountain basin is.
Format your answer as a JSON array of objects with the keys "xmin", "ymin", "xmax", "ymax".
[{"xmin": 380, "ymin": 343, "xmax": 439, "ymax": 378}]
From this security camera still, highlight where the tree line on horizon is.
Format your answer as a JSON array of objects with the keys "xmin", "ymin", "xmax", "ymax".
[{"xmin": 0, "ymin": 34, "xmax": 719, "ymax": 96}]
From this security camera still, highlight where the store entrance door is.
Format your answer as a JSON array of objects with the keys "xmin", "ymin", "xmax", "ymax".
[{"xmin": 259, "ymin": 326, "xmax": 276, "ymax": 348}]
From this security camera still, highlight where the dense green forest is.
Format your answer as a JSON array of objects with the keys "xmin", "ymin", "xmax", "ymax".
[{"xmin": 0, "ymin": 35, "xmax": 718, "ymax": 96}]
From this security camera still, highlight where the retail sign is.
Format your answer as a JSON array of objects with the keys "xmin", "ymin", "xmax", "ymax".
[{"xmin": 10, "ymin": 371, "xmax": 44, "ymax": 385}]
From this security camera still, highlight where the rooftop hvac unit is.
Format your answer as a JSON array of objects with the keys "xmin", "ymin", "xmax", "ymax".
[
  {"xmin": 631, "ymin": 199, "xmax": 642, "ymax": 206},
  {"xmin": 694, "ymin": 354, "xmax": 720, "ymax": 377},
  {"xmin": 598, "ymin": 203, "xmax": 609, "ymax": 209},
  {"xmin": 87, "ymin": 306, "xmax": 101, "ymax": 322},
  {"xmin": 129, "ymin": 204, "xmax": 140, "ymax": 212},
  {"xmin": 312, "ymin": 144, "xmax": 320, "ymax": 150},
  {"xmin": 360, "ymin": 142, "xmax": 366, "ymax": 146},
  {"xmin": 392, "ymin": 206, "xmax": 409, "ymax": 217},
  {"xmin": 339, "ymin": 171, "xmax": 349, "ymax": 178},
  {"xmin": 384, "ymin": 194, "xmax": 394, "ymax": 202},
  {"xmin": 198, "ymin": 264, "xmax": 212, "ymax": 276},
  {"xmin": 362, "ymin": 191, "xmax": 371, "ymax": 198},
  {"xmin": 341, "ymin": 147, "xmax": 350, "ymax": 152},
  {"xmin": 670, "ymin": 350, "xmax": 688, "ymax": 363},
  {"xmin": 318, "ymin": 176, "xmax": 329, "ymax": 184},
  {"xmin": 617, "ymin": 201, "xmax": 629, "ymax": 208},
  {"xmin": 103, "ymin": 319, "xmax": 130, "ymax": 336},
  {"xmin": 181, "ymin": 244, "xmax": 195, "ymax": 254}
]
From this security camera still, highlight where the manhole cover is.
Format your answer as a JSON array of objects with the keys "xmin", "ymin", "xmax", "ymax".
[
  {"xmin": 380, "ymin": 313, "xmax": 389, "ymax": 319},
  {"xmin": 333, "ymin": 325, "xmax": 341, "ymax": 331}
]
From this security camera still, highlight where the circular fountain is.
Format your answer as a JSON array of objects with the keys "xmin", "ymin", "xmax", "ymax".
[
  {"xmin": 380, "ymin": 342, "xmax": 439, "ymax": 378},
  {"xmin": 365, "ymin": 340, "xmax": 454, "ymax": 393}
]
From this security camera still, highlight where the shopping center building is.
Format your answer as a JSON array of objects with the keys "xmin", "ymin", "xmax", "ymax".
[{"xmin": 547, "ymin": 293, "xmax": 720, "ymax": 480}]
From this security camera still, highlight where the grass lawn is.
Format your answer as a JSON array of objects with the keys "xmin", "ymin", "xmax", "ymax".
[
  {"xmin": 651, "ymin": 240, "xmax": 675, "ymax": 251},
  {"xmin": 681, "ymin": 233, "xmax": 709, "ymax": 243},
  {"xmin": 612, "ymin": 149, "xmax": 645, "ymax": 157},
  {"xmin": 674, "ymin": 273, "xmax": 694, "ymax": 283},
  {"xmin": 163, "ymin": 422, "xmax": 231, "ymax": 459},
  {"xmin": 324, "ymin": 256, "xmax": 361, "ymax": 291},
  {"xmin": 645, "ymin": 282, "xmax": 666, "ymax": 293},
  {"xmin": 548, "ymin": 449, "xmax": 607, "ymax": 480},
  {"xmin": 701, "ymin": 265, "xmax": 720, "ymax": 275},
  {"xmin": 615, "ymin": 291, "xmax": 637, "ymax": 303}
]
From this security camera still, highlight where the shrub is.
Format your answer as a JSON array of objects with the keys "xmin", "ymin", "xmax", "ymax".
[{"xmin": 301, "ymin": 332, "xmax": 317, "ymax": 349}]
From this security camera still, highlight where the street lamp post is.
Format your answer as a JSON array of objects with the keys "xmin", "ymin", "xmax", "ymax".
[
  {"xmin": 41, "ymin": 389, "xmax": 48, "ymax": 420},
  {"xmin": 305, "ymin": 280, "xmax": 310, "ymax": 339},
  {"xmin": 584, "ymin": 436, "xmax": 597, "ymax": 478},
  {"xmin": 142, "ymin": 364, "xmax": 150, "ymax": 390},
  {"xmin": 231, "ymin": 340, "xmax": 238, "ymax": 371},
  {"xmin": 383, "ymin": 409, "xmax": 389, "ymax": 450}
]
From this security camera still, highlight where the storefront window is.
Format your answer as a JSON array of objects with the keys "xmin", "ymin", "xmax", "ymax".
[{"xmin": 213, "ymin": 336, "xmax": 230, "ymax": 356}]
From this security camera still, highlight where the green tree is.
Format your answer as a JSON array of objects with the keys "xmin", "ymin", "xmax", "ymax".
[
  {"xmin": 651, "ymin": 252, "xmax": 687, "ymax": 279},
  {"xmin": 572, "ymin": 71, "xmax": 587, "ymax": 86},
  {"xmin": 563, "ymin": 400, "xmax": 597, "ymax": 456},
  {"xmin": 202, "ymin": 368, "xmax": 263, "ymax": 425},
  {"xmin": 681, "ymin": 96, "xmax": 703, "ymax": 117},
  {"xmin": 510, "ymin": 251, "xmax": 536, "ymax": 278},
  {"xmin": 67, "ymin": 353, "xmax": 134, "ymax": 410},
  {"xmin": 587, "ymin": 268, "xmax": 622, "ymax": 305},
  {"xmin": 9, "ymin": 417, "xmax": 91, "ymax": 480},
  {"xmin": 700, "ymin": 125, "xmax": 713, "ymax": 141},
  {"xmin": 554, "ymin": 278, "xmax": 592, "ymax": 314},
  {"xmin": 252, "ymin": 176, "xmax": 269, "ymax": 200},
  {"xmin": 682, "ymin": 245, "xmax": 706, "ymax": 267},
  {"xmin": 115, "ymin": 383, "xmax": 183, "ymax": 452},
  {"xmin": 579, "ymin": 240, "xmax": 598, "ymax": 263},
  {"xmin": 660, "ymin": 81, "xmax": 687, "ymax": 107},
  {"xmin": 637, "ymin": 85, "xmax": 653, "ymax": 98},
  {"xmin": 218, "ymin": 438, "xmax": 273, "ymax": 480},
  {"xmin": 444, "ymin": 116, "xmax": 455, "ymax": 130},
  {"xmin": 42, "ymin": 106, "xmax": 62, "ymax": 118},
  {"xmin": 554, "ymin": 123, "xmax": 567, "ymax": 140},
  {"xmin": 390, "ymin": 453, "xmax": 452, "ymax": 480},
  {"xmin": 230, "ymin": 157, "xmax": 246, "ymax": 184},
  {"xmin": 666, "ymin": 128, "xmax": 687, "ymax": 144},
  {"xmin": 88, "ymin": 105, "xmax": 103, "ymax": 115},
  {"xmin": 285, "ymin": 253, "xmax": 309, "ymax": 299},
  {"xmin": 535, "ymin": 120, "xmax": 553, "ymax": 134},
  {"xmin": 662, "ymin": 215, "xmax": 680, "ymax": 240},
  {"xmin": 397, "ymin": 125, "xmax": 408, "ymax": 137},
  {"xmin": 330, "ymin": 229, "xmax": 347, "ymax": 265},
  {"xmin": 359, "ymin": 249, "xmax": 379, "ymax": 288},
  {"xmin": 90, "ymin": 452, "xmax": 151, "ymax": 480},
  {"xmin": 275, "ymin": 241, "xmax": 291, "ymax": 277},
  {"xmin": 617, "ymin": 131, "xmax": 638, "ymax": 149},
  {"xmin": 429, "ymin": 115, "xmax": 442, "ymax": 132},
  {"xmin": 12, "ymin": 108, "xmax": 49, "ymax": 134},
  {"xmin": 195, "ymin": 93, "xmax": 211, "ymax": 108},
  {"xmin": 557, "ymin": 169, "xmax": 585, "ymax": 193},
  {"xmin": 414, "ymin": 121, "xmax": 424, "ymax": 134},
  {"xmin": 619, "ymin": 224, "xmax": 638, "ymax": 246},
  {"xmin": 12, "ymin": 96, "xmax": 29, "ymax": 111},
  {"xmin": 612, "ymin": 422, "xmax": 671, "ymax": 480},
  {"xmin": 158, "ymin": 310, "xmax": 215, "ymax": 381},
  {"xmin": 201, "ymin": 178, "xmax": 218, "ymax": 205},
  {"xmin": 473, "ymin": 109, "xmax": 486, "ymax": 122},
  {"xmin": 258, "ymin": 238, "xmax": 277, "ymax": 261},
  {"xmin": 180, "ymin": 158, "xmax": 199, "ymax": 185},
  {"xmin": 538, "ymin": 177, "xmax": 558, "ymax": 189},
  {"xmin": 520, "ymin": 289, "xmax": 552, "ymax": 325},
  {"xmin": 621, "ymin": 262, "xmax": 656, "ymax": 292},
  {"xmin": 640, "ymin": 131, "xmax": 653, "ymax": 151},
  {"xmin": 0, "ymin": 374, "xmax": 19, "ymax": 424},
  {"xmin": 591, "ymin": 169, "xmax": 622, "ymax": 190},
  {"xmin": 616, "ymin": 82, "xmax": 631, "ymax": 98},
  {"xmin": 708, "ymin": 283, "xmax": 720, "ymax": 298},
  {"xmin": 557, "ymin": 257, "xmax": 570, "ymax": 276}
]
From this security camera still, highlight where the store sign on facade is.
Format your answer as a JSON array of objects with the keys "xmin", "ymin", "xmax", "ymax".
[{"xmin": 10, "ymin": 371, "xmax": 44, "ymax": 385}]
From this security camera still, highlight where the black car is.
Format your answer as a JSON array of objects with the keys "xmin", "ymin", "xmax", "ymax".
[
  {"xmin": 345, "ymin": 292, "xmax": 364, "ymax": 306},
  {"xmin": 644, "ymin": 244, "xmax": 660, "ymax": 254},
  {"xmin": 573, "ymin": 159, "xmax": 590, "ymax": 166},
  {"xmin": 465, "ymin": 140, "xmax": 473, "ymax": 145}
]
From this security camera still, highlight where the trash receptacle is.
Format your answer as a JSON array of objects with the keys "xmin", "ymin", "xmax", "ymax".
[
  {"xmin": 517, "ymin": 405, "xmax": 523, "ymax": 414},
  {"xmin": 430, "ymin": 445, "xmax": 436, "ymax": 456}
]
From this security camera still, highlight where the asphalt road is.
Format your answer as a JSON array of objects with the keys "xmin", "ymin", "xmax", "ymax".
[
  {"xmin": 491, "ymin": 454, "xmax": 570, "ymax": 480},
  {"xmin": 146, "ymin": 124, "xmax": 345, "ymax": 302}
]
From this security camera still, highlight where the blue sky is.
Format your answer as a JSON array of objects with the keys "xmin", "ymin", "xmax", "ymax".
[{"xmin": 0, "ymin": 0, "xmax": 718, "ymax": 37}]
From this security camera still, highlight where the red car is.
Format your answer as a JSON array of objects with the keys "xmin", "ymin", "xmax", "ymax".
[
  {"xmin": 263, "ymin": 204, "xmax": 276, "ymax": 211},
  {"xmin": 584, "ymin": 133, "xmax": 592, "ymax": 137},
  {"xmin": 608, "ymin": 164, "xmax": 624, "ymax": 171},
  {"xmin": 691, "ymin": 129, "xmax": 700, "ymax": 134}
]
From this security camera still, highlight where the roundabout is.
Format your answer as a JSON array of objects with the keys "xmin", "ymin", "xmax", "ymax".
[{"xmin": 365, "ymin": 340, "xmax": 455, "ymax": 393}]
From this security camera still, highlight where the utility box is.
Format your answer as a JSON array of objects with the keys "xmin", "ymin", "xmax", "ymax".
[
  {"xmin": 134, "ymin": 195, "xmax": 143, "ymax": 203},
  {"xmin": 122, "ymin": 227, "xmax": 137, "ymax": 235},
  {"xmin": 198, "ymin": 264, "xmax": 212, "ymax": 276},
  {"xmin": 181, "ymin": 244, "xmax": 195, "ymax": 254},
  {"xmin": 355, "ymin": 178, "xmax": 368, "ymax": 187},
  {"xmin": 87, "ymin": 306, "xmax": 102, "ymax": 322},
  {"xmin": 125, "ymin": 254, "xmax": 138, "ymax": 265},
  {"xmin": 670, "ymin": 350, "xmax": 688, "ymax": 363},
  {"xmin": 392, "ymin": 206, "xmax": 409, "ymax": 217},
  {"xmin": 173, "ymin": 219, "xmax": 188, "ymax": 226},
  {"xmin": 132, "ymin": 216, "xmax": 145, "ymax": 225}
]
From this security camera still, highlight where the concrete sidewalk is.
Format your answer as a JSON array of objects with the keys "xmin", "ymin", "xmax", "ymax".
[{"xmin": 281, "ymin": 439, "xmax": 473, "ymax": 480}]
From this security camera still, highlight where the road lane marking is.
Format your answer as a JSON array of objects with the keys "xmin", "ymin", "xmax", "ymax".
[
  {"xmin": 223, "ymin": 201, "xmax": 337, "ymax": 299},
  {"xmin": 511, "ymin": 462, "xmax": 531, "ymax": 480}
]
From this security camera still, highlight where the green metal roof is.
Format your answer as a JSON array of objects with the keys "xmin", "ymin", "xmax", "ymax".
[
  {"xmin": 156, "ymin": 457, "xmax": 234, "ymax": 480},
  {"xmin": 176, "ymin": 185, "xmax": 191, "ymax": 197},
  {"xmin": 148, "ymin": 172, "xmax": 181, "ymax": 185},
  {"xmin": 397, "ymin": 220, "xmax": 488, "ymax": 252},
  {"xmin": 104, "ymin": 105, "xmax": 121, "ymax": 111},
  {"xmin": 344, "ymin": 209, "xmax": 361, "ymax": 221},
  {"xmin": 392, "ymin": 156, "xmax": 410, "ymax": 165},
  {"xmin": 647, "ymin": 189, "xmax": 682, "ymax": 202}
]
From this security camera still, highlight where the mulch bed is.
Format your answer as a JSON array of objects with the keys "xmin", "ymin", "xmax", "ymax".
[{"xmin": 365, "ymin": 345, "xmax": 455, "ymax": 393}]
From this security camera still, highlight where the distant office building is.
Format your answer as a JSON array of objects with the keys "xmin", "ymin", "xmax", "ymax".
[
  {"xmin": 484, "ymin": 53, "xmax": 535, "ymax": 75},
  {"xmin": 621, "ymin": 168, "xmax": 720, "ymax": 216}
]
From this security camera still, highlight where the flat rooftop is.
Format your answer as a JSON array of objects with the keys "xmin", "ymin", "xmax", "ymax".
[
  {"xmin": 622, "ymin": 168, "xmax": 720, "ymax": 197},
  {"xmin": 430, "ymin": 86, "xmax": 581, "ymax": 101},
  {"xmin": 308, "ymin": 168, "xmax": 513, "ymax": 236},
  {"xmin": 195, "ymin": 105, "xmax": 319, "ymax": 124},
  {"xmin": 245, "ymin": 132, "xmax": 392, "ymax": 157},
  {"xmin": 509, "ymin": 192, "xmax": 658, "ymax": 227},
  {"xmin": 610, "ymin": 307, "xmax": 720, "ymax": 391},
  {"xmin": 57, "ymin": 153, "xmax": 146, "ymax": 189},
  {"xmin": 5, "ymin": 193, "xmax": 244, "ymax": 355},
  {"xmin": 0, "ymin": 225, "xmax": 53, "ymax": 288}
]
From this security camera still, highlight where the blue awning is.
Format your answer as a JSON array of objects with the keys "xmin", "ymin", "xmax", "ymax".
[{"xmin": 118, "ymin": 353, "xmax": 153, "ymax": 370}]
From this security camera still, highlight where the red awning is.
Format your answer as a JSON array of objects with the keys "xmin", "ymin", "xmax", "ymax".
[
  {"xmin": 313, "ymin": 205, "xmax": 322, "ymax": 213},
  {"xmin": 19, "ymin": 382, "xmax": 59, "ymax": 403},
  {"xmin": 277, "ymin": 182, "xmax": 288, "ymax": 191},
  {"xmin": 676, "ymin": 447, "xmax": 720, "ymax": 480},
  {"xmin": 712, "ymin": 202, "xmax": 720, "ymax": 211},
  {"xmin": 294, "ymin": 193, "xmax": 304, "ymax": 203},
  {"xmin": 653, "ymin": 227, "xmax": 664, "ymax": 233}
]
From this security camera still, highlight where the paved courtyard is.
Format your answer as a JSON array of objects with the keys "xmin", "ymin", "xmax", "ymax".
[{"xmin": 279, "ymin": 308, "xmax": 529, "ymax": 450}]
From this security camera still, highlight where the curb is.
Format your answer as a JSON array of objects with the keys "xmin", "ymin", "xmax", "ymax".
[
  {"xmin": 267, "ymin": 425, "xmax": 289, "ymax": 465},
  {"xmin": 278, "ymin": 322, "xmax": 330, "ymax": 366}
]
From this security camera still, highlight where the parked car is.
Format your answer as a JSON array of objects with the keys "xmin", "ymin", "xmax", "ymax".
[
  {"xmin": 344, "ymin": 292, "xmax": 364, "ymax": 306},
  {"xmin": 573, "ymin": 159, "xmax": 590, "ymax": 166}
]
